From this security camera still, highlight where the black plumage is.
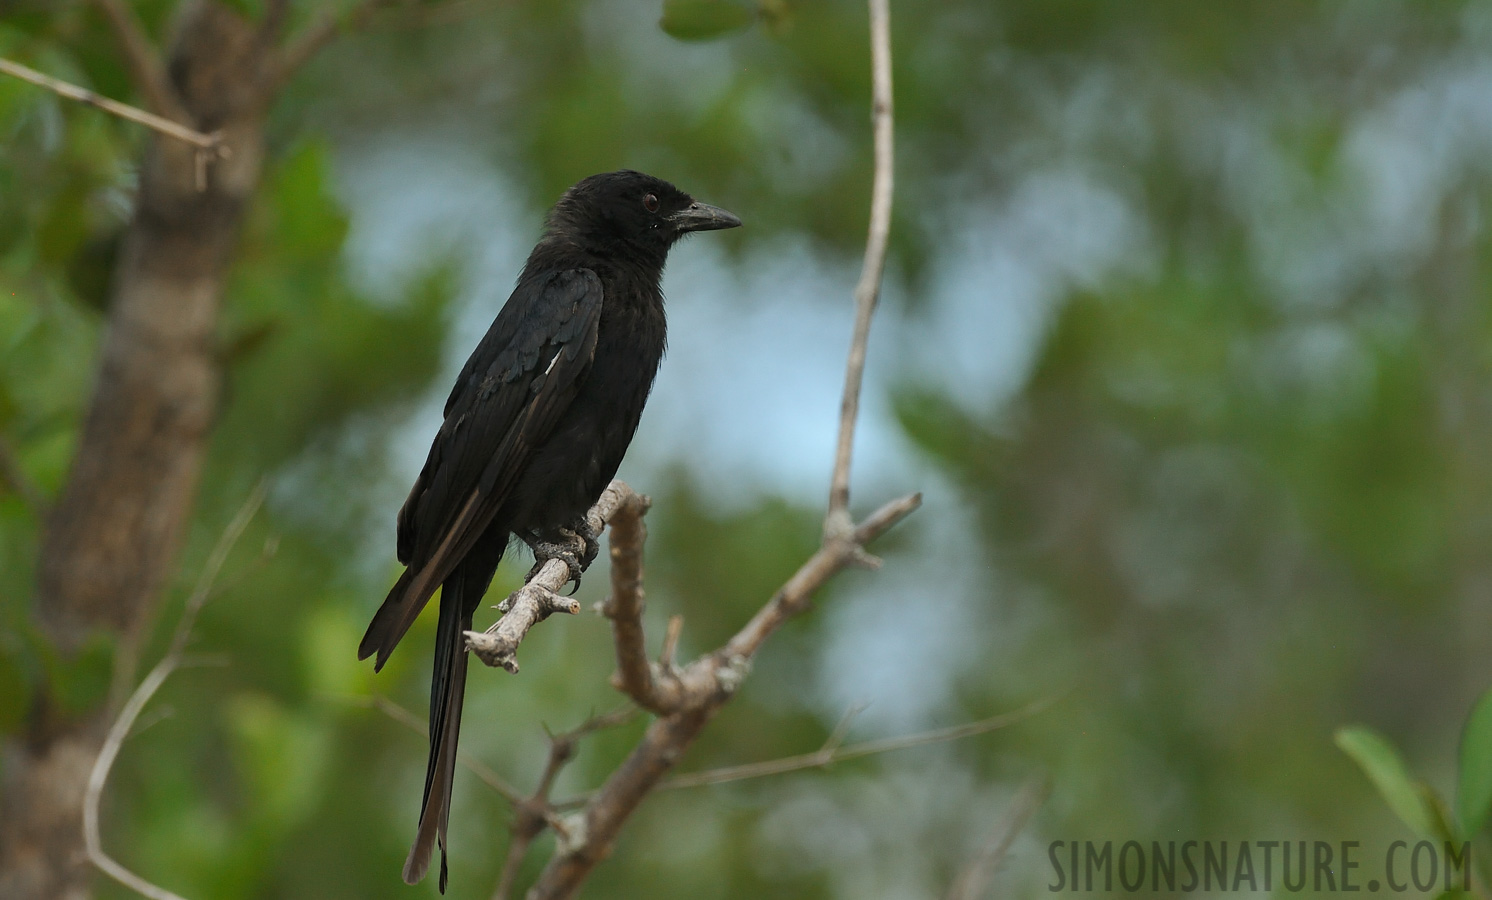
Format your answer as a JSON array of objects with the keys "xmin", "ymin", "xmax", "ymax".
[{"xmin": 358, "ymin": 170, "xmax": 740, "ymax": 890}]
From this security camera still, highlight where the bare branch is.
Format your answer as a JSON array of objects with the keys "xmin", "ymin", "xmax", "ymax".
[
  {"xmin": 274, "ymin": 0, "xmax": 404, "ymax": 90},
  {"xmin": 466, "ymin": 481, "xmax": 639, "ymax": 673},
  {"xmin": 83, "ymin": 482, "xmax": 267, "ymax": 900},
  {"xmin": 725, "ymin": 490, "xmax": 920, "ymax": 662},
  {"xmin": 466, "ymin": 575, "xmax": 582, "ymax": 673},
  {"xmin": 601, "ymin": 486, "xmax": 649, "ymax": 685},
  {"xmin": 825, "ymin": 0, "xmax": 895, "ymax": 539},
  {"xmin": 601, "ymin": 488, "xmax": 689, "ymax": 713},
  {"xmin": 493, "ymin": 707, "xmax": 637, "ymax": 900},
  {"xmin": 0, "ymin": 433, "xmax": 47, "ymax": 514},
  {"xmin": 547, "ymin": 706, "xmax": 638, "ymax": 750},
  {"xmin": 89, "ymin": 0, "xmax": 183, "ymax": 119},
  {"xmin": 946, "ymin": 776, "xmax": 1050, "ymax": 900},
  {"xmin": 0, "ymin": 58, "xmax": 220, "ymax": 151},
  {"xmin": 527, "ymin": 490, "xmax": 920, "ymax": 894}
]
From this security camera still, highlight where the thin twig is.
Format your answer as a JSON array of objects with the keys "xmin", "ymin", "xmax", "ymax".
[
  {"xmin": 356, "ymin": 695, "xmax": 525, "ymax": 804},
  {"xmin": 725, "ymin": 490, "xmax": 920, "ymax": 662},
  {"xmin": 0, "ymin": 58, "xmax": 219, "ymax": 151},
  {"xmin": 83, "ymin": 482, "xmax": 267, "ymax": 900},
  {"xmin": 658, "ymin": 615, "xmax": 683, "ymax": 669},
  {"xmin": 551, "ymin": 697, "xmax": 1053, "ymax": 808},
  {"xmin": 946, "ymin": 776, "xmax": 1050, "ymax": 900},
  {"xmin": 547, "ymin": 706, "xmax": 638, "ymax": 747},
  {"xmin": 825, "ymin": 0, "xmax": 895, "ymax": 539},
  {"xmin": 647, "ymin": 702, "xmax": 862, "ymax": 791},
  {"xmin": 89, "ymin": 0, "xmax": 183, "ymax": 119},
  {"xmin": 109, "ymin": 534, "xmax": 278, "ymax": 715},
  {"xmin": 492, "ymin": 707, "xmax": 638, "ymax": 900}
]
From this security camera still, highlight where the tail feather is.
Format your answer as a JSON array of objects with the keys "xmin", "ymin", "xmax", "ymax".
[
  {"xmin": 402, "ymin": 608, "xmax": 466, "ymax": 888},
  {"xmin": 358, "ymin": 568, "xmax": 420, "ymax": 671},
  {"xmin": 401, "ymin": 543, "xmax": 504, "ymax": 892}
]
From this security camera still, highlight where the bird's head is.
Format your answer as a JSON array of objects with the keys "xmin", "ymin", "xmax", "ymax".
[{"xmin": 545, "ymin": 170, "xmax": 741, "ymax": 264}]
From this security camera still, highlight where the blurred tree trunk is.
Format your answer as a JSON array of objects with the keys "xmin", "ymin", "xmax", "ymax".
[{"xmin": 0, "ymin": 5, "xmax": 276, "ymax": 897}]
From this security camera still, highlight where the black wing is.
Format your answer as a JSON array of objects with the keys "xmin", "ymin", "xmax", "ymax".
[{"xmin": 359, "ymin": 267, "xmax": 603, "ymax": 667}]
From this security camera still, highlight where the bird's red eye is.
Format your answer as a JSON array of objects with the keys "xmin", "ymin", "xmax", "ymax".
[{"xmin": 643, "ymin": 193, "xmax": 660, "ymax": 213}]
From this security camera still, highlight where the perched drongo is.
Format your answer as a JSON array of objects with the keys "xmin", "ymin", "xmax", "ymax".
[{"xmin": 358, "ymin": 170, "xmax": 740, "ymax": 890}]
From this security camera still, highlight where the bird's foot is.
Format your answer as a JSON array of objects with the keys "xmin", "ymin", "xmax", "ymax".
[
  {"xmin": 522, "ymin": 524, "xmax": 598, "ymax": 593},
  {"xmin": 568, "ymin": 515, "xmax": 601, "ymax": 568}
]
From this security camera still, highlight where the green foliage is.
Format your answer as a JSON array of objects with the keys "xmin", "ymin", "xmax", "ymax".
[
  {"xmin": 0, "ymin": 635, "xmax": 32, "ymax": 734},
  {"xmin": 1336, "ymin": 726, "xmax": 1439, "ymax": 838},
  {"xmin": 660, "ymin": 0, "xmax": 755, "ymax": 42},
  {"xmin": 1337, "ymin": 691, "xmax": 1492, "ymax": 900},
  {"xmin": 40, "ymin": 630, "xmax": 114, "ymax": 716},
  {"xmin": 1458, "ymin": 687, "xmax": 1492, "ymax": 838},
  {"xmin": 226, "ymin": 691, "xmax": 332, "ymax": 834}
]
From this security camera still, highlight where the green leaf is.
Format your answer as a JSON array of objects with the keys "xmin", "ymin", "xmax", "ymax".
[
  {"xmin": 0, "ymin": 639, "xmax": 31, "ymax": 734},
  {"xmin": 1336, "ymin": 725, "xmax": 1437, "ymax": 837},
  {"xmin": 42, "ymin": 631, "xmax": 115, "ymax": 716},
  {"xmin": 1421, "ymin": 782, "xmax": 1463, "ymax": 844},
  {"xmin": 226, "ymin": 692, "xmax": 331, "ymax": 830},
  {"xmin": 266, "ymin": 140, "xmax": 348, "ymax": 260},
  {"xmin": 299, "ymin": 605, "xmax": 372, "ymax": 697},
  {"xmin": 660, "ymin": 0, "xmax": 754, "ymax": 41},
  {"xmin": 1456, "ymin": 685, "xmax": 1492, "ymax": 837}
]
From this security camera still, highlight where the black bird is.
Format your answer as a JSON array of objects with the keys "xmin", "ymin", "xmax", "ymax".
[{"xmin": 358, "ymin": 171, "xmax": 740, "ymax": 890}]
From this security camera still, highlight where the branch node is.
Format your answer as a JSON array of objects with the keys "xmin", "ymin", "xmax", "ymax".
[
  {"xmin": 824, "ymin": 507, "xmax": 855, "ymax": 542},
  {"xmin": 554, "ymin": 813, "xmax": 588, "ymax": 857},
  {"xmin": 715, "ymin": 654, "xmax": 752, "ymax": 696},
  {"xmin": 848, "ymin": 547, "xmax": 883, "ymax": 571}
]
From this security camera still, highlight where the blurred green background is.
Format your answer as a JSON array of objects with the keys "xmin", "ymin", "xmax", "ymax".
[{"xmin": 3, "ymin": 0, "xmax": 1492, "ymax": 897}]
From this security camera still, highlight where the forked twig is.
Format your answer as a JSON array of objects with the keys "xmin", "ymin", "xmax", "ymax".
[{"xmin": 492, "ymin": 707, "xmax": 637, "ymax": 900}]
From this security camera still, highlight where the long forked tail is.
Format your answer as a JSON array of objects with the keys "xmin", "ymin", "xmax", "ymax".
[{"xmin": 402, "ymin": 545, "xmax": 504, "ymax": 892}]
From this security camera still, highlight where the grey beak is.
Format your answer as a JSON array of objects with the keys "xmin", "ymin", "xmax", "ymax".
[{"xmin": 670, "ymin": 201, "xmax": 742, "ymax": 233}]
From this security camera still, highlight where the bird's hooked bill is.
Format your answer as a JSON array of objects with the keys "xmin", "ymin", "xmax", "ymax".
[{"xmin": 669, "ymin": 201, "xmax": 742, "ymax": 232}]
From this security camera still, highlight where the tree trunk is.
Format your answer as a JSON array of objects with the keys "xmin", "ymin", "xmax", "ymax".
[{"xmin": 1, "ymin": 5, "xmax": 274, "ymax": 896}]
